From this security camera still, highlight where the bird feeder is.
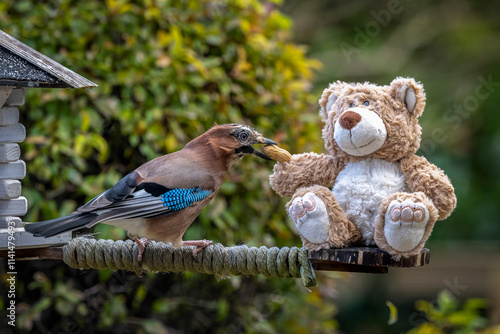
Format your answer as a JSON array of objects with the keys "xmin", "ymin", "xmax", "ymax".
[
  {"xmin": 0, "ymin": 29, "xmax": 96, "ymax": 252},
  {"xmin": 0, "ymin": 30, "xmax": 428, "ymax": 287}
]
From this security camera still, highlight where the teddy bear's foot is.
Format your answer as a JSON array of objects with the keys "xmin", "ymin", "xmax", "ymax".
[
  {"xmin": 384, "ymin": 198, "xmax": 430, "ymax": 253},
  {"xmin": 375, "ymin": 192, "xmax": 438, "ymax": 259},
  {"xmin": 288, "ymin": 192, "xmax": 330, "ymax": 244}
]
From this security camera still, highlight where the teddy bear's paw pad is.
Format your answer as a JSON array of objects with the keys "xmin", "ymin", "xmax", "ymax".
[
  {"xmin": 389, "ymin": 203, "xmax": 426, "ymax": 223},
  {"xmin": 384, "ymin": 199, "xmax": 430, "ymax": 253},
  {"xmin": 290, "ymin": 195, "xmax": 316, "ymax": 220},
  {"xmin": 289, "ymin": 193, "xmax": 329, "ymax": 244}
]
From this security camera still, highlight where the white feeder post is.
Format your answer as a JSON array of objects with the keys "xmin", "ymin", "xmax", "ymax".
[
  {"xmin": 0, "ymin": 29, "xmax": 97, "ymax": 253},
  {"xmin": 0, "ymin": 90, "xmax": 26, "ymax": 203}
]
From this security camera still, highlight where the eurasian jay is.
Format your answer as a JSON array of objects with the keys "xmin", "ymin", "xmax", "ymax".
[{"xmin": 25, "ymin": 124, "xmax": 276, "ymax": 260}]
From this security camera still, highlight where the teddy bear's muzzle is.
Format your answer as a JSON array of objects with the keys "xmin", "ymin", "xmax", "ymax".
[
  {"xmin": 338, "ymin": 110, "xmax": 362, "ymax": 130},
  {"xmin": 334, "ymin": 107, "xmax": 387, "ymax": 156}
]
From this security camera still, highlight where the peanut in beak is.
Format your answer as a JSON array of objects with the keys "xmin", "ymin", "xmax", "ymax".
[{"xmin": 262, "ymin": 144, "xmax": 292, "ymax": 163}]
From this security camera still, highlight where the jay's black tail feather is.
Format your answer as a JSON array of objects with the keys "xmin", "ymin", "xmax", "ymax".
[{"xmin": 24, "ymin": 213, "xmax": 98, "ymax": 237}]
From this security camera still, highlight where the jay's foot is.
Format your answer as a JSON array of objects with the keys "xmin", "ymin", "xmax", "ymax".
[
  {"xmin": 182, "ymin": 239, "xmax": 213, "ymax": 257},
  {"xmin": 133, "ymin": 237, "xmax": 150, "ymax": 261},
  {"xmin": 288, "ymin": 192, "xmax": 329, "ymax": 244}
]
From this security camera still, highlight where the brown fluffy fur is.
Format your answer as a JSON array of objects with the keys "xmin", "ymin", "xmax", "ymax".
[
  {"xmin": 400, "ymin": 155, "xmax": 456, "ymax": 220},
  {"xmin": 270, "ymin": 153, "xmax": 344, "ymax": 197},
  {"xmin": 271, "ymin": 77, "xmax": 456, "ymax": 258}
]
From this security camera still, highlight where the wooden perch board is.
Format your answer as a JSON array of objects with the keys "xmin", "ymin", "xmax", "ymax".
[{"xmin": 308, "ymin": 247, "xmax": 430, "ymax": 274}]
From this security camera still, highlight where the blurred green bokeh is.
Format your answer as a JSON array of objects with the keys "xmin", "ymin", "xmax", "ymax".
[{"xmin": 0, "ymin": 0, "xmax": 499, "ymax": 333}]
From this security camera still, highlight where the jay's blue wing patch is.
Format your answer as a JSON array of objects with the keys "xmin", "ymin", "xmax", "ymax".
[{"xmin": 161, "ymin": 187, "xmax": 213, "ymax": 211}]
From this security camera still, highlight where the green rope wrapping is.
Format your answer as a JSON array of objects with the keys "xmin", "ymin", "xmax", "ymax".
[{"xmin": 62, "ymin": 238, "xmax": 317, "ymax": 287}]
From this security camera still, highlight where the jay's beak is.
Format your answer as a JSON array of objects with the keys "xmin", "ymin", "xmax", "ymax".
[{"xmin": 251, "ymin": 136, "xmax": 277, "ymax": 160}]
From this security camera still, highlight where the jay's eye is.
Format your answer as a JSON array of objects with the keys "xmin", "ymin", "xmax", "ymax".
[
  {"xmin": 349, "ymin": 103, "xmax": 355, "ymax": 108},
  {"xmin": 363, "ymin": 101, "xmax": 369, "ymax": 106},
  {"xmin": 238, "ymin": 132, "xmax": 249, "ymax": 141}
]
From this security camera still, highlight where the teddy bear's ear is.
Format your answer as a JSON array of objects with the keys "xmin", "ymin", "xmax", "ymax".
[
  {"xmin": 325, "ymin": 93, "xmax": 337, "ymax": 115},
  {"xmin": 319, "ymin": 81, "xmax": 342, "ymax": 121},
  {"xmin": 389, "ymin": 77, "xmax": 426, "ymax": 117},
  {"xmin": 319, "ymin": 90, "xmax": 337, "ymax": 121}
]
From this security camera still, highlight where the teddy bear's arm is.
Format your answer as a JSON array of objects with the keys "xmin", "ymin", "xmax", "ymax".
[
  {"xmin": 269, "ymin": 152, "xmax": 345, "ymax": 197},
  {"xmin": 400, "ymin": 155, "xmax": 457, "ymax": 220}
]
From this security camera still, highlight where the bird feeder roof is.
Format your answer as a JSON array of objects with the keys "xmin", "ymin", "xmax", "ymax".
[{"xmin": 0, "ymin": 29, "xmax": 97, "ymax": 89}]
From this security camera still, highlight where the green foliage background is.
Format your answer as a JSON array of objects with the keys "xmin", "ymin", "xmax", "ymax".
[
  {"xmin": 1, "ymin": 0, "xmax": 499, "ymax": 333},
  {"xmin": 0, "ymin": 0, "xmax": 333, "ymax": 333}
]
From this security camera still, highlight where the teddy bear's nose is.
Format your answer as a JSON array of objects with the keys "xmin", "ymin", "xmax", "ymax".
[{"xmin": 339, "ymin": 110, "xmax": 362, "ymax": 130}]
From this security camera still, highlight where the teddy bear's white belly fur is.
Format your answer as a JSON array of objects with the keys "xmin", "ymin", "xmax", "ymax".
[{"xmin": 332, "ymin": 158, "xmax": 408, "ymax": 245}]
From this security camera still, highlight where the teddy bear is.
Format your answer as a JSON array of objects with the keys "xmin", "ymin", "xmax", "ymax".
[{"xmin": 269, "ymin": 77, "xmax": 456, "ymax": 259}]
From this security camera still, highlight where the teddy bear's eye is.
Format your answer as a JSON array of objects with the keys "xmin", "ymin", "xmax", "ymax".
[
  {"xmin": 363, "ymin": 101, "xmax": 369, "ymax": 106},
  {"xmin": 349, "ymin": 103, "xmax": 355, "ymax": 108}
]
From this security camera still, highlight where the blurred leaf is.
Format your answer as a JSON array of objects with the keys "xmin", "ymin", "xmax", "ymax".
[
  {"xmin": 386, "ymin": 301, "xmax": 398, "ymax": 325},
  {"xmin": 32, "ymin": 297, "xmax": 51, "ymax": 313},
  {"xmin": 140, "ymin": 319, "xmax": 169, "ymax": 334}
]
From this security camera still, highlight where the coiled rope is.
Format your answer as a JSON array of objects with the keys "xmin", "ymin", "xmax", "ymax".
[{"xmin": 62, "ymin": 238, "xmax": 316, "ymax": 287}]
